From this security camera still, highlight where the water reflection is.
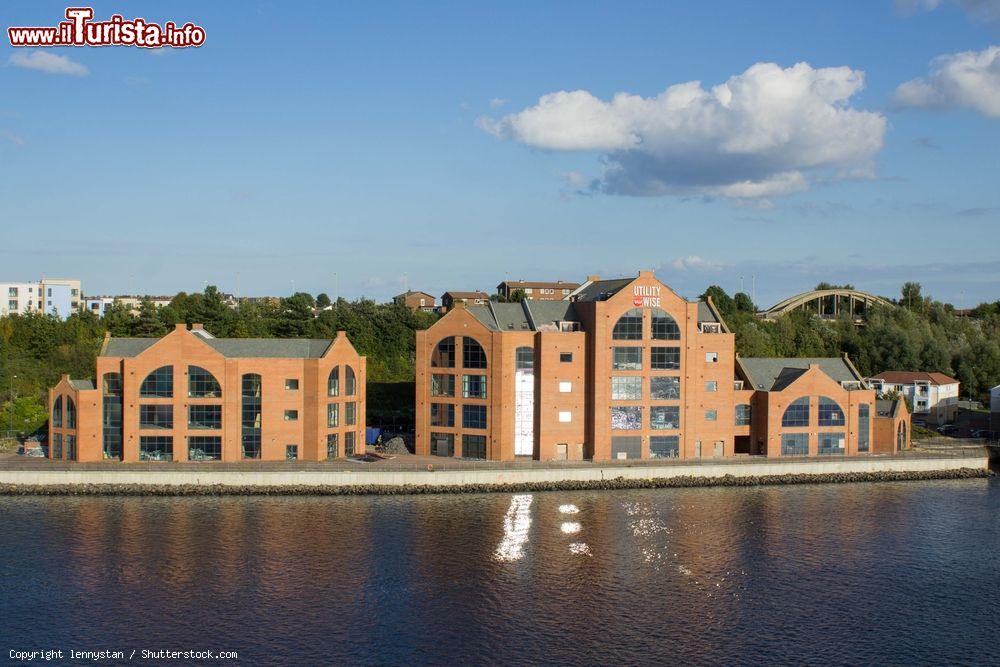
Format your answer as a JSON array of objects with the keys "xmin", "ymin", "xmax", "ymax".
[{"xmin": 494, "ymin": 493, "xmax": 533, "ymax": 562}]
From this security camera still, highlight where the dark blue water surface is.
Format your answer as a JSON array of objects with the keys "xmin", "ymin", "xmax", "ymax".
[{"xmin": 2, "ymin": 478, "xmax": 998, "ymax": 665}]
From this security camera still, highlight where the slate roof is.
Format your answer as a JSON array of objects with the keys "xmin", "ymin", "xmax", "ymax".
[
  {"xmin": 739, "ymin": 357, "xmax": 862, "ymax": 392},
  {"xmin": 570, "ymin": 278, "xmax": 634, "ymax": 302},
  {"xmin": 466, "ymin": 300, "xmax": 581, "ymax": 333},
  {"xmin": 102, "ymin": 336, "xmax": 334, "ymax": 359},
  {"xmin": 68, "ymin": 379, "xmax": 95, "ymax": 390},
  {"xmin": 868, "ymin": 371, "xmax": 959, "ymax": 386},
  {"xmin": 876, "ymin": 399, "xmax": 900, "ymax": 418},
  {"xmin": 525, "ymin": 300, "xmax": 579, "ymax": 328},
  {"xmin": 697, "ymin": 301, "xmax": 720, "ymax": 323}
]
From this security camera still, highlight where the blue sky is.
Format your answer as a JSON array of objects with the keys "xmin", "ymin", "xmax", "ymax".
[{"xmin": 1, "ymin": 1, "xmax": 998, "ymax": 307}]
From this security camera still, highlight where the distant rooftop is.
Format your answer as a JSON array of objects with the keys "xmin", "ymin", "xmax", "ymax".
[
  {"xmin": 869, "ymin": 371, "xmax": 959, "ymax": 386},
  {"xmin": 103, "ymin": 336, "xmax": 336, "ymax": 359},
  {"xmin": 739, "ymin": 357, "xmax": 862, "ymax": 392}
]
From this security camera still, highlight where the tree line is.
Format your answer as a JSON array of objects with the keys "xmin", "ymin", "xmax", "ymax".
[{"xmin": 2, "ymin": 282, "xmax": 998, "ymax": 436}]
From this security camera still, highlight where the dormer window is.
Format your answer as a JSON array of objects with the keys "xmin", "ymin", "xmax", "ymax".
[{"xmin": 700, "ymin": 322, "xmax": 722, "ymax": 334}]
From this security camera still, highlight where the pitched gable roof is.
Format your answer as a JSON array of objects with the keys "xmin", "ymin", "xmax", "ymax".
[
  {"xmin": 739, "ymin": 357, "xmax": 862, "ymax": 392},
  {"xmin": 101, "ymin": 336, "xmax": 334, "ymax": 359},
  {"xmin": 869, "ymin": 371, "xmax": 959, "ymax": 386}
]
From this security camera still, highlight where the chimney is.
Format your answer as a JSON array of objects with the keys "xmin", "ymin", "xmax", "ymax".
[
  {"xmin": 638, "ymin": 270, "xmax": 654, "ymax": 278},
  {"xmin": 586, "ymin": 274, "xmax": 600, "ymax": 282},
  {"xmin": 337, "ymin": 330, "xmax": 347, "ymax": 339},
  {"xmin": 191, "ymin": 323, "xmax": 204, "ymax": 331},
  {"xmin": 174, "ymin": 323, "xmax": 186, "ymax": 332}
]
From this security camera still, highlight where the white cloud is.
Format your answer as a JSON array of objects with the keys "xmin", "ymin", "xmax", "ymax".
[
  {"xmin": 893, "ymin": 0, "xmax": 943, "ymax": 15},
  {"xmin": 9, "ymin": 50, "xmax": 88, "ymax": 77},
  {"xmin": 1, "ymin": 131, "xmax": 25, "ymax": 147},
  {"xmin": 478, "ymin": 62, "xmax": 886, "ymax": 199},
  {"xmin": 893, "ymin": 45, "xmax": 1000, "ymax": 117},
  {"xmin": 896, "ymin": 0, "xmax": 1000, "ymax": 20},
  {"xmin": 565, "ymin": 171, "xmax": 588, "ymax": 187},
  {"xmin": 670, "ymin": 256, "xmax": 725, "ymax": 272},
  {"xmin": 489, "ymin": 97, "xmax": 509, "ymax": 109}
]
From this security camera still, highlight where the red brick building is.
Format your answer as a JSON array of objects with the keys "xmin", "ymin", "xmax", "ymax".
[
  {"xmin": 49, "ymin": 324, "xmax": 366, "ymax": 462},
  {"xmin": 415, "ymin": 271, "xmax": 905, "ymax": 461},
  {"xmin": 496, "ymin": 280, "xmax": 581, "ymax": 301}
]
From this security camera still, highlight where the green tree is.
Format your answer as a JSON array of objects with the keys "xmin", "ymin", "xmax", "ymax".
[
  {"xmin": 1, "ymin": 395, "xmax": 48, "ymax": 436},
  {"xmin": 316, "ymin": 293, "xmax": 332, "ymax": 309},
  {"xmin": 136, "ymin": 299, "xmax": 167, "ymax": 337}
]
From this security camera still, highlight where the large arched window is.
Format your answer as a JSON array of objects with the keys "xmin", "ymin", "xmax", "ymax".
[
  {"xmin": 241, "ymin": 373, "xmax": 262, "ymax": 460},
  {"xmin": 818, "ymin": 396, "xmax": 845, "ymax": 426},
  {"xmin": 431, "ymin": 336, "xmax": 456, "ymax": 368},
  {"xmin": 328, "ymin": 366, "xmax": 340, "ymax": 397},
  {"xmin": 188, "ymin": 366, "xmax": 221, "ymax": 398},
  {"xmin": 782, "ymin": 397, "xmax": 810, "ymax": 427},
  {"xmin": 345, "ymin": 366, "xmax": 357, "ymax": 395},
  {"xmin": 103, "ymin": 373, "xmax": 123, "ymax": 460},
  {"xmin": 651, "ymin": 308, "xmax": 681, "ymax": 340},
  {"xmin": 65, "ymin": 396, "xmax": 76, "ymax": 429},
  {"xmin": 140, "ymin": 366, "xmax": 173, "ymax": 398},
  {"xmin": 52, "ymin": 395, "xmax": 63, "ymax": 428},
  {"xmin": 462, "ymin": 337, "xmax": 487, "ymax": 369},
  {"xmin": 612, "ymin": 309, "xmax": 643, "ymax": 340}
]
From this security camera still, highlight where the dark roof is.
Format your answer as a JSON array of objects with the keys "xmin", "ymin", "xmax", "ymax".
[
  {"xmin": 465, "ymin": 301, "xmax": 580, "ymax": 333},
  {"xmin": 570, "ymin": 278, "xmax": 633, "ymax": 302},
  {"xmin": 68, "ymin": 379, "xmax": 95, "ymax": 391},
  {"xmin": 739, "ymin": 357, "xmax": 862, "ymax": 392},
  {"xmin": 868, "ymin": 371, "xmax": 959, "ymax": 386},
  {"xmin": 395, "ymin": 290, "xmax": 435, "ymax": 299},
  {"xmin": 876, "ymin": 399, "xmax": 899, "ymax": 418},
  {"xmin": 102, "ymin": 336, "xmax": 334, "ymax": 359},
  {"xmin": 525, "ymin": 300, "xmax": 579, "ymax": 330},
  {"xmin": 443, "ymin": 291, "xmax": 489, "ymax": 301},
  {"xmin": 697, "ymin": 301, "xmax": 720, "ymax": 323}
]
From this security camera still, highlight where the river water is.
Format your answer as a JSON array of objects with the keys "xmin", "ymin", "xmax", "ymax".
[{"xmin": 1, "ymin": 478, "xmax": 998, "ymax": 665}]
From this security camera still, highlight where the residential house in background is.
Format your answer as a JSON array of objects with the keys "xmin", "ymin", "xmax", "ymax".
[
  {"xmin": 84, "ymin": 295, "xmax": 174, "ymax": 317},
  {"xmin": 394, "ymin": 290, "xmax": 437, "ymax": 312},
  {"xmin": 990, "ymin": 384, "xmax": 1000, "ymax": 434},
  {"xmin": 1, "ymin": 278, "xmax": 82, "ymax": 319},
  {"xmin": 441, "ymin": 291, "xmax": 489, "ymax": 311},
  {"xmin": 496, "ymin": 280, "xmax": 581, "ymax": 301},
  {"xmin": 866, "ymin": 371, "xmax": 960, "ymax": 425}
]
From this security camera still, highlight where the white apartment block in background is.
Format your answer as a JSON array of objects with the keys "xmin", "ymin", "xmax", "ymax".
[
  {"xmin": 1, "ymin": 279, "xmax": 82, "ymax": 319},
  {"xmin": 866, "ymin": 371, "xmax": 960, "ymax": 425},
  {"xmin": 84, "ymin": 295, "xmax": 174, "ymax": 317}
]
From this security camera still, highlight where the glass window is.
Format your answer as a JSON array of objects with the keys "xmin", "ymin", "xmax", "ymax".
[
  {"xmin": 285, "ymin": 378, "xmax": 299, "ymax": 390},
  {"xmin": 286, "ymin": 445, "xmax": 298, "ymax": 460},
  {"xmin": 327, "ymin": 403, "xmax": 339, "ymax": 427},
  {"xmin": 651, "ymin": 406, "xmax": 680, "ymax": 430},
  {"xmin": 431, "ymin": 337, "xmax": 456, "ymax": 368},
  {"xmin": 51, "ymin": 395, "xmax": 64, "ymax": 428},
  {"xmin": 705, "ymin": 409, "xmax": 718, "ymax": 421},
  {"xmin": 140, "ymin": 436, "xmax": 173, "ymax": 461},
  {"xmin": 241, "ymin": 374, "xmax": 262, "ymax": 460},
  {"xmin": 858, "ymin": 404, "xmax": 870, "ymax": 453},
  {"xmin": 818, "ymin": 432, "xmax": 845, "ymax": 455},
  {"xmin": 462, "ymin": 434, "xmax": 487, "ymax": 459},
  {"xmin": 650, "ymin": 436, "xmax": 679, "ymax": 459},
  {"xmin": 463, "ymin": 337, "xmax": 488, "ymax": 369},
  {"xmin": 735, "ymin": 404, "xmax": 752, "ymax": 426},
  {"xmin": 189, "ymin": 405, "xmax": 222, "ymax": 429},
  {"xmin": 345, "ymin": 366, "xmax": 357, "ymax": 396},
  {"xmin": 430, "ymin": 403, "xmax": 454, "ymax": 427},
  {"xmin": 188, "ymin": 366, "xmax": 221, "ymax": 398},
  {"xmin": 65, "ymin": 435, "xmax": 76, "ymax": 461},
  {"xmin": 326, "ymin": 433, "xmax": 339, "ymax": 459},
  {"xmin": 463, "ymin": 375, "xmax": 487, "ymax": 399},
  {"xmin": 51, "ymin": 433, "xmax": 62, "ymax": 459},
  {"xmin": 65, "ymin": 397, "xmax": 76, "ymax": 429},
  {"xmin": 517, "ymin": 347, "xmax": 535, "ymax": 369},
  {"xmin": 328, "ymin": 366, "xmax": 340, "ymax": 396},
  {"xmin": 651, "ymin": 309, "xmax": 680, "ymax": 340},
  {"xmin": 462, "ymin": 404, "xmax": 487, "ymax": 429},
  {"xmin": 430, "ymin": 432, "xmax": 454, "ymax": 457},
  {"xmin": 345, "ymin": 402, "xmax": 357, "ymax": 426},
  {"xmin": 188, "ymin": 436, "xmax": 222, "ymax": 461},
  {"xmin": 612, "ymin": 436, "xmax": 641, "ymax": 459},
  {"xmin": 140, "ymin": 366, "xmax": 173, "ymax": 398},
  {"xmin": 650, "ymin": 376, "xmax": 680, "ymax": 400},
  {"xmin": 611, "ymin": 376, "xmax": 642, "ymax": 400},
  {"xmin": 103, "ymin": 372, "xmax": 122, "ymax": 397},
  {"xmin": 650, "ymin": 347, "xmax": 680, "ymax": 370},
  {"xmin": 284, "ymin": 409, "xmax": 299, "ymax": 421},
  {"xmin": 102, "ymin": 373, "xmax": 123, "ymax": 460},
  {"xmin": 705, "ymin": 352, "xmax": 718, "ymax": 363},
  {"xmin": 781, "ymin": 433, "xmax": 809, "ymax": 456},
  {"xmin": 611, "ymin": 406, "xmax": 642, "ymax": 430},
  {"xmin": 705, "ymin": 380, "xmax": 718, "ymax": 392},
  {"xmin": 612, "ymin": 309, "xmax": 643, "ymax": 340},
  {"xmin": 612, "ymin": 347, "xmax": 642, "ymax": 370},
  {"xmin": 782, "ymin": 397, "xmax": 810, "ymax": 427},
  {"xmin": 818, "ymin": 396, "xmax": 845, "ymax": 426},
  {"xmin": 140, "ymin": 404, "xmax": 173, "ymax": 429},
  {"xmin": 431, "ymin": 374, "xmax": 455, "ymax": 397},
  {"xmin": 559, "ymin": 352, "xmax": 572, "ymax": 363},
  {"xmin": 345, "ymin": 432, "xmax": 356, "ymax": 456}
]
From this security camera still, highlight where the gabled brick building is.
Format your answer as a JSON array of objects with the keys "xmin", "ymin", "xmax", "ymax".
[{"xmin": 49, "ymin": 324, "xmax": 366, "ymax": 462}]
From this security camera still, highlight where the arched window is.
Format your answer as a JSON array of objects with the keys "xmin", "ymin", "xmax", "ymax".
[
  {"xmin": 188, "ymin": 366, "xmax": 221, "ymax": 398},
  {"xmin": 651, "ymin": 308, "xmax": 681, "ymax": 340},
  {"xmin": 65, "ymin": 396, "xmax": 76, "ymax": 429},
  {"xmin": 782, "ymin": 397, "xmax": 810, "ymax": 427},
  {"xmin": 345, "ymin": 366, "xmax": 357, "ymax": 396},
  {"xmin": 328, "ymin": 366, "xmax": 340, "ymax": 396},
  {"xmin": 612, "ymin": 309, "xmax": 643, "ymax": 340},
  {"xmin": 102, "ymin": 373, "xmax": 123, "ymax": 460},
  {"xmin": 431, "ymin": 336, "xmax": 456, "ymax": 368},
  {"xmin": 241, "ymin": 373, "xmax": 262, "ymax": 460},
  {"xmin": 140, "ymin": 366, "xmax": 173, "ymax": 398},
  {"xmin": 52, "ymin": 395, "xmax": 63, "ymax": 428},
  {"xmin": 818, "ymin": 396, "xmax": 845, "ymax": 426},
  {"xmin": 462, "ymin": 337, "xmax": 487, "ymax": 369}
]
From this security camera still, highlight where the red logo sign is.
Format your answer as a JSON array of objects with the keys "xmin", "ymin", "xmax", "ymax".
[{"xmin": 633, "ymin": 296, "xmax": 644, "ymax": 307}]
